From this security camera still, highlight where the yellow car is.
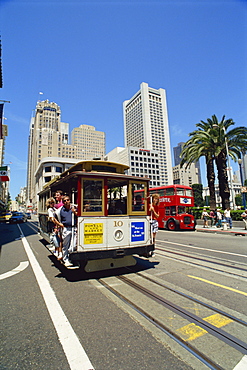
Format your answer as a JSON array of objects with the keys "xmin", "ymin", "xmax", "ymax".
[{"xmin": 0, "ymin": 212, "xmax": 12, "ymax": 222}]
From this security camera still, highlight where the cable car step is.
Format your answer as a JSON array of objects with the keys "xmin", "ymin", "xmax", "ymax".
[{"xmin": 85, "ymin": 256, "xmax": 136, "ymax": 273}]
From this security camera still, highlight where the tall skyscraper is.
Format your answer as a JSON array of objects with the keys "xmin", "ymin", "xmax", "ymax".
[
  {"xmin": 173, "ymin": 142, "xmax": 185, "ymax": 166},
  {"xmin": 71, "ymin": 124, "xmax": 105, "ymax": 161},
  {"xmin": 173, "ymin": 142, "xmax": 202, "ymax": 184},
  {"xmin": 123, "ymin": 82, "xmax": 173, "ymax": 185},
  {"xmin": 27, "ymin": 100, "xmax": 76, "ymax": 206}
]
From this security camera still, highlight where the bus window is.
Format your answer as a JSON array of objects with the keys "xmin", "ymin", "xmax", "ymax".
[
  {"xmin": 165, "ymin": 188, "xmax": 174, "ymax": 196},
  {"xmin": 185, "ymin": 189, "xmax": 193, "ymax": 197},
  {"xmin": 171, "ymin": 206, "xmax": 176, "ymax": 216},
  {"xmin": 165, "ymin": 207, "xmax": 170, "ymax": 215},
  {"xmin": 178, "ymin": 206, "xmax": 186, "ymax": 214},
  {"xmin": 150, "ymin": 189, "xmax": 164, "ymax": 197},
  {"xmin": 83, "ymin": 179, "xmax": 103, "ymax": 213},
  {"xmin": 177, "ymin": 188, "xmax": 185, "ymax": 196}
]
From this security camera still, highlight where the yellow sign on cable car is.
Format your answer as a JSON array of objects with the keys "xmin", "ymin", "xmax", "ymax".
[{"xmin": 84, "ymin": 223, "xmax": 103, "ymax": 244}]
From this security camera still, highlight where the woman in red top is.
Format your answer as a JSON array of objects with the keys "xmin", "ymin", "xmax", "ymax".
[{"xmin": 149, "ymin": 193, "xmax": 160, "ymax": 246}]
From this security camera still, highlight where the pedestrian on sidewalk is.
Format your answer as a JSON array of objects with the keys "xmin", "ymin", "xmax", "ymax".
[
  {"xmin": 215, "ymin": 209, "xmax": 223, "ymax": 228},
  {"xmin": 224, "ymin": 207, "xmax": 233, "ymax": 229},
  {"xmin": 209, "ymin": 209, "xmax": 216, "ymax": 226},
  {"xmin": 201, "ymin": 209, "xmax": 210, "ymax": 228},
  {"xmin": 241, "ymin": 209, "xmax": 247, "ymax": 230}
]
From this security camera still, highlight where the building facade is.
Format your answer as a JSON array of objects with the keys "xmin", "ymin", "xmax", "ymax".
[
  {"xmin": 34, "ymin": 157, "xmax": 79, "ymax": 203},
  {"xmin": 107, "ymin": 146, "xmax": 161, "ymax": 188},
  {"xmin": 71, "ymin": 124, "xmax": 105, "ymax": 160},
  {"xmin": 173, "ymin": 162, "xmax": 200, "ymax": 187},
  {"xmin": 123, "ymin": 82, "xmax": 173, "ymax": 186},
  {"xmin": 203, "ymin": 182, "xmax": 242, "ymax": 209},
  {"xmin": 27, "ymin": 100, "xmax": 76, "ymax": 208},
  {"xmin": 173, "ymin": 142, "xmax": 202, "ymax": 184},
  {"xmin": 173, "ymin": 142, "xmax": 184, "ymax": 166},
  {"xmin": 0, "ymin": 124, "xmax": 9, "ymax": 208}
]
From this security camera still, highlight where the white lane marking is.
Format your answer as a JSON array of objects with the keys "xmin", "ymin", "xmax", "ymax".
[
  {"xmin": 233, "ymin": 355, "xmax": 247, "ymax": 369},
  {"xmin": 0, "ymin": 261, "xmax": 29, "ymax": 280},
  {"xmin": 157, "ymin": 239, "xmax": 247, "ymax": 258},
  {"xmin": 20, "ymin": 231, "xmax": 94, "ymax": 370}
]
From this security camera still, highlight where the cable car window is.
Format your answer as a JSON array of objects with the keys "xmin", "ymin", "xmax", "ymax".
[
  {"xmin": 107, "ymin": 179, "xmax": 127, "ymax": 215},
  {"xmin": 131, "ymin": 182, "xmax": 146, "ymax": 212},
  {"xmin": 83, "ymin": 179, "xmax": 103, "ymax": 213}
]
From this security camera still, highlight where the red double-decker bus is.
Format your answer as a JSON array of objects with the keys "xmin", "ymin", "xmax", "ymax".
[{"xmin": 135, "ymin": 184, "xmax": 195, "ymax": 231}]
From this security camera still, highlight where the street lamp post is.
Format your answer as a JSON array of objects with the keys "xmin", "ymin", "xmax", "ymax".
[
  {"xmin": 213, "ymin": 124, "xmax": 236, "ymax": 209},
  {"xmin": 238, "ymin": 158, "xmax": 246, "ymax": 209}
]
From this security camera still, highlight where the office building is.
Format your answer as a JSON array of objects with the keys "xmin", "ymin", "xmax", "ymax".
[
  {"xmin": 173, "ymin": 162, "xmax": 200, "ymax": 187},
  {"xmin": 34, "ymin": 157, "xmax": 79, "ymax": 199},
  {"xmin": 173, "ymin": 142, "xmax": 202, "ymax": 184},
  {"xmin": 27, "ymin": 100, "xmax": 76, "ymax": 208},
  {"xmin": 0, "ymin": 124, "xmax": 9, "ymax": 208},
  {"xmin": 107, "ymin": 146, "xmax": 161, "ymax": 187},
  {"xmin": 123, "ymin": 82, "xmax": 173, "ymax": 186},
  {"xmin": 173, "ymin": 142, "xmax": 185, "ymax": 166},
  {"xmin": 71, "ymin": 124, "xmax": 105, "ymax": 160}
]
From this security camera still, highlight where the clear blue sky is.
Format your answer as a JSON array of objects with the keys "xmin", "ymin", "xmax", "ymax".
[{"xmin": 0, "ymin": 0, "xmax": 246, "ymax": 199}]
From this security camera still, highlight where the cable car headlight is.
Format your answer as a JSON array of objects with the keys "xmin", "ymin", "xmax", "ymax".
[{"xmin": 114, "ymin": 229, "xmax": 124, "ymax": 241}]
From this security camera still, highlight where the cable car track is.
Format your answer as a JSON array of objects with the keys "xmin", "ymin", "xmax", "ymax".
[
  {"xmin": 155, "ymin": 243, "xmax": 247, "ymax": 279},
  {"xmin": 98, "ymin": 273, "xmax": 247, "ymax": 370},
  {"xmin": 130, "ymin": 270, "xmax": 247, "ymax": 327}
]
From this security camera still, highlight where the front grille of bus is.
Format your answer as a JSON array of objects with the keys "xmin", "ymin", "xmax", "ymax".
[{"xmin": 184, "ymin": 216, "xmax": 191, "ymax": 224}]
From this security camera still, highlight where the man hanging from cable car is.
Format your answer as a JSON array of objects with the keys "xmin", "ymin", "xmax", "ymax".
[{"xmin": 55, "ymin": 195, "xmax": 78, "ymax": 267}]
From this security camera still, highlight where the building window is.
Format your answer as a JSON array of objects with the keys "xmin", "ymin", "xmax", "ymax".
[{"xmin": 44, "ymin": 176, "xmax": 51, "ymax": 182}]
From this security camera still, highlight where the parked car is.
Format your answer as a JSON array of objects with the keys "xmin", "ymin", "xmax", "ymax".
[
  {"xmin": 9, "ymin": 212, "xmax": 28, "ymax": 223},
  {"xmin": 0, "ymin": 212, "xmax": 12, "ymax": 222},
  {"xmin": 25, "ymin": 212, "xmax": 31, "ymax": 219}
]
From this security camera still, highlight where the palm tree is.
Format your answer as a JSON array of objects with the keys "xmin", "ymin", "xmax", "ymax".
[
  {"xmin": 180, "ymin": 122, "xmax": 217, "ymax": 209},
  {"xmin": 181, "ymin": 115, "xmax": 247, "ymax": 210},
  {"xmin": 211, "ymin": 115, "xmax": 247, "ymax": 209}
]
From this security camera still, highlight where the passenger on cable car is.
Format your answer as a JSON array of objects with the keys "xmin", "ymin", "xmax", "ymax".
[
  {"xmin": 133, "ymin": 194, "xmax": 144, "ymax": 211},
  {"xmin": 54, "ymin": 190, "xmax": 64, "ymax": 209},
  {"xmin": 84, "ymin": 202, "xmax": 91, "ymax": 212},
  {"xmin": 55, "ymin": 195, "xmax": 78, "ymax": 267},
  {"xmin": 46, "ymin": 197, "xmax": 62, "ymax": 259},
  {"xmin": 114, "ymin": 199, "xmax": 123, "ymax": 214},
  {"xmin": 53, "ymin": 190, "xmax": 64, "ymax": 257}
]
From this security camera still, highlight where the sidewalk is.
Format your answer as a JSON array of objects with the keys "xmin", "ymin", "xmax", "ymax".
[{"xmin": 195, "ymin": 220, "xmax": 247, "ymax": 236}]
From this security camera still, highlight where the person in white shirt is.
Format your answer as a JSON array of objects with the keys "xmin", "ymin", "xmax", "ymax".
[
  {"xmin": 215, "ymin": 209, "xmax": 222, "ymax": 228},
  {"xmin": 201, "ymin": 209, "xmax": 210, "ymax": 228},
  {"xmin": 241, "ymin": 209, "xmax": 247, "ymax": 230},
  {"xmin": 46, "ymin": 197, "xmax": 61, "ymax": 258},
  {"xmin": 224, "ymin": 207, "xmax": 232, "ymax": 229}
]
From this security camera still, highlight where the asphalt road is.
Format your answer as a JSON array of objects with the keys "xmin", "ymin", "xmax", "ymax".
[{"xmin": 1, "ymin": 220, "xmax": 246, "ymax": 370}]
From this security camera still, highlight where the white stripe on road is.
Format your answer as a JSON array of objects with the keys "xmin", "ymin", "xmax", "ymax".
[
  {"xmin": 20, "ymin": 231, "xmax": 94, "ymax": 370},
  {"xmin": 157, "ymin": 238, "xmax": 247, "ymax": 258},
  {"xmin": 233, "ymin": 355, "xmax": 247, "ymax": 369},
  {"xmin": 0, "ymin": 261, "xmax": 29, "ymax": 280}
]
